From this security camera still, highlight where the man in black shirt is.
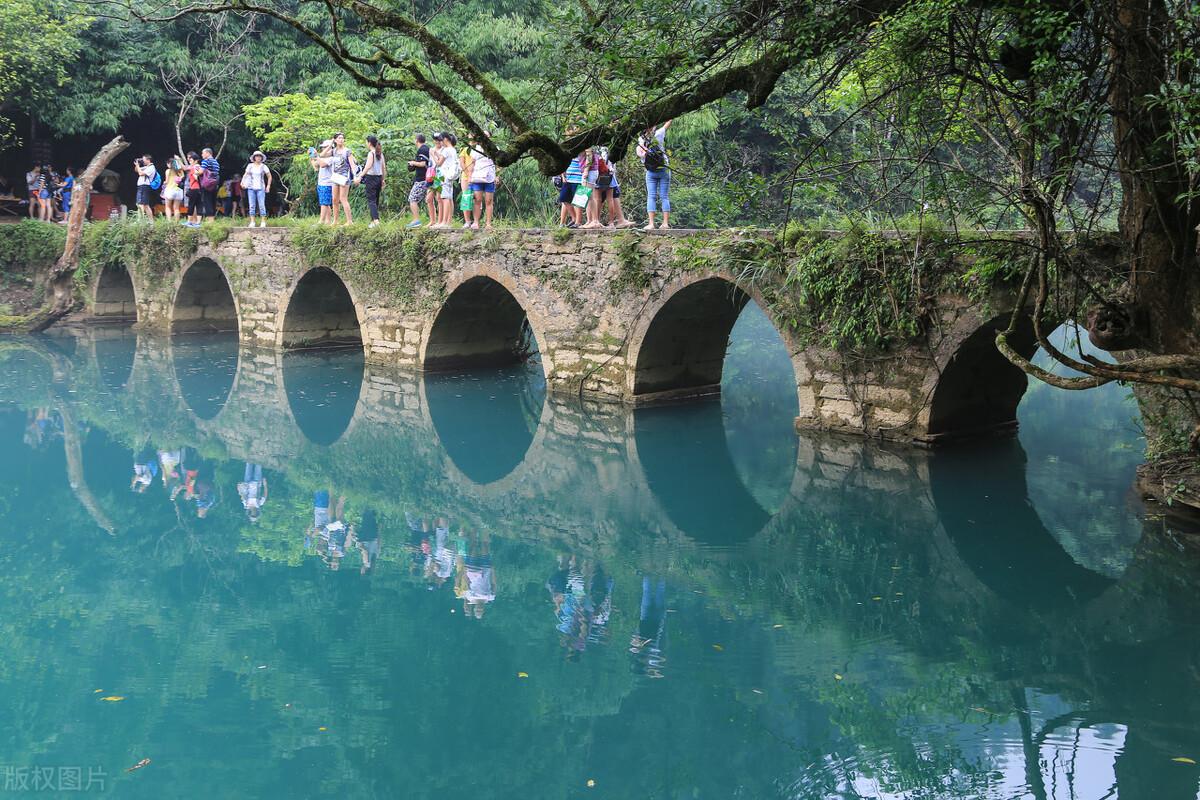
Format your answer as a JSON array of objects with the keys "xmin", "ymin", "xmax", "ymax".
[{"xmin": 406, "ymin": 133, "xmax": 431, "ymax": 227}]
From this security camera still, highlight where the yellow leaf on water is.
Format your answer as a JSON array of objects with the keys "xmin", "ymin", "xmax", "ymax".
[
  {"xmin": 872, "ymin": 596, "xmax": 883, "ymax": 601},
  {"xmin": 772, "ymin": 624, "xmax": 783, "ymax": 629},
  {"xmin": 318, "ymin": 727, "xmax": 327, "ymax": 732},
  {"xmin": 834, "ymin": 674, "xmax": 843, "ymax": 681},
  {"xmin": 1172, "ymin": 757, "xmax": 1197, "ymax": 764},
  {"xmin": 712, "ymin": 644, "xmax": 724, "ymax": 651},
  {"xmin": 517, "ymin": 672, "xmax": 529, "ymax": 678},
  {"xmin": 586, "ymin": 779, "xmax": 596, "ymax": 788},
  {"xmin": 102, "ymin": 696, "xmax": 125, "ymax": 702},
  {"xmin": 93, "ymin": 689, "xmax": 103, "ymax": 694}
]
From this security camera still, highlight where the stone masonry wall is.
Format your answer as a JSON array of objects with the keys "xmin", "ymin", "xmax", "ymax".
[{"xmin": 99, "ymin": 227, "xmax": 1035, "ymax": 445}]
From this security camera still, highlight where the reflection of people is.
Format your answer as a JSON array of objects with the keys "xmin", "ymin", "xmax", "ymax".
[
  {"xmin": 236, "ymin": 462, "xmax": 268, "ymax": 522},
  {"xmin": 405, "ymin": 511, "xmax": 430, "ymax": 574},
  {"xmin": 318, "ymin": 494, "xmax": 352, "ymax": 570},
  {"xmin": 307, "ymin": 489, "xmax": 341, "ymax": 549},
  {"xmin": 456, "ymin": 528, "xmax": 496, "ymax": 619},
  {"xmin": 425, "ymin": 520, "xmax": 455, "ymax": 588},
  {"xmin": 171, "ymin": 454, "xmax": 217, "ymax": 518},
  {"xmin": 356, "ymin": 508, "xmax": 381, "ymax": 574},
  {"xmin": 158, "ymin": 449, "xmax": 183, "ymax": 493},
  {"xmin": 631, "ymin": 577, "xmax": 668, "ymax": 678},
  {"xmin": 130, "ymin": 448, "xmax": 159, "ymax": 493},
  {"xmin": 23, "ymin": 408, "xmax": 61, "ymax": 449}
]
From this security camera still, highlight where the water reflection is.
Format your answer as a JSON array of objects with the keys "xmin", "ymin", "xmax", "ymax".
[
  {"xmin": 0, "ymin": 329, "xmax": 1198, "ymax": 800},
  {"xmin": 93, "ymin": 333, "xmax": 137, "ymax": 391},
  {"xmin": 424, "ymin": 359, "xmax": 545, "ymax": 485},
  {"xmin": 282, "ymin": 346, "xmax": 365, "ymax": 445},
  {"xmin": 170, "ymin": 331, "xmax": 239, "ymax": 420}
]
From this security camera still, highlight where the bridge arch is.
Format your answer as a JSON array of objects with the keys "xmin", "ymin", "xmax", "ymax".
[
  {"xmin": 626, "ymin": 274, "xmax": 799, "ymax": 405},
  {"xmin": 170, "ymin": 257, "xmax": 239, "ymax": 333},
  {"xmin": 920, "ymin": 310, "xmax": 1045, "ymax": 442},
  {"xmin": 93, "ymin": 264, "xmax": 138, "ymax": 321},
  {"xmin": 421, "ymin": 270, "xmax": 545, "ymax": 372},
  {"xmin": 277, "ymin": 266, "xmax": 366, "ymax": 350}
]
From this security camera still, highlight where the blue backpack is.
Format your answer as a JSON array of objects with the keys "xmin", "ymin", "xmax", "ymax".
[{"xmin": 149, "ymin": 169, "xmax": 162, "ymax": 191}]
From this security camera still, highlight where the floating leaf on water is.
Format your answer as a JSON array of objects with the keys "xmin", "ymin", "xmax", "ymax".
[
  {"xmin": 517, "ymin": 672, "xmax": 529, "ymax": 678},
  {"xmin": 93, "ymin": 689, "xmax": 104, "ymax": 693},
  {"xmin": 895, "ymin": 592, "xmax": 904, "ymax": 597},
  {"xmin": 969, "ymin": 706, "xmax": 988, "ymax": 713},
  {"xmin": 586, "ymin": 779, "xmax": 596, "ymax": 788},
  {"xmin": 318, "ymin": 726, "xmax": 328, "ymax": 732},
  {"xmin": 872, "ymin": 596, "xmax": 883, "ymax": 601},
  {"xmin": 772, "ymin": 624, "xmax": 784, "ymax": 629},
  {"xmin": 124, "ymin": 759, "xmax": 150, "ymax": 773},
  {"xmin": 751, "ymin": 688, "xmax": 764, "ymax": 695},
  {"xmin": 257, "ymin": 665, "xmax": 268, "ymax": 669},
  {"xmin": 834, "ymin": 674, "xmax": 843, "ymax": 681},
  {"xmin": 712, "ymin": 644, "xmax": 724, "ymax": 651},
  {"xmin": 1172, "ymin": 757, "xmax": 1197, "ymax": 764},
  {"xmin": 101, "ymin": 696, "xmax": 125, "ymax": 702}
]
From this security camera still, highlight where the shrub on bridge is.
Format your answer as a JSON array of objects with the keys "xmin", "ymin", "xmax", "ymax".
[
  {"xmin": 290, "ymin": 221, "xmax": 448, "ymax": 307},
  {"xmin": 0, "ymin": 220, "xmax": 66, "ymax": 274}
]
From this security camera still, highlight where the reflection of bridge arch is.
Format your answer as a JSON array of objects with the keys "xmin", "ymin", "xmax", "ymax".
[
  {"xmin": 625, "ymin": 272, "xmax": 802, "ymax": 409},
  {"xmin": 420, "ymin": 268, "xmax": 547, "ymax": 372},
  {"xmin": 420, "ymin": 364, "xmax": 547, "ymax": 486},
  {"xmin": 168, "ymin": 332, "xmax": 241, "ymax": 422},
  {"xmin": 929, "ymin": 437, "xmax": 1116, "ymax": 609}
]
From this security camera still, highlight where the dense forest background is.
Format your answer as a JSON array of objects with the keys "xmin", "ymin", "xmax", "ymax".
[{"xmin": 0, "ymin": 0, "xmax": 1100, "ymax": 228}]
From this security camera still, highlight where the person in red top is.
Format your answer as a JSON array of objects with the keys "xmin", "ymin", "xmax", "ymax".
[{"xmin": 178, "ymin": 152, "xmax": 203, "ymax": 227}]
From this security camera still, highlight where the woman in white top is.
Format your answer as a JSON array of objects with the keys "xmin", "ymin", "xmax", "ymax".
[
  {"xmin": 431, "ymin": 132, "xmax": 460, "ymax": 227},
  {"xmin": 329, "ymin": 131, "xmax": 358, "ymax": 226},
  {"xmin": 241, "ymin": 151, "xmax": 271, "ymax": 228},
  {"xmin": 354, "ymin": 134, "xmax": 386, "ymax": 227},
  {"xmin": 467, "ymin": 134, "xmax": 499, "ymax": 230}
]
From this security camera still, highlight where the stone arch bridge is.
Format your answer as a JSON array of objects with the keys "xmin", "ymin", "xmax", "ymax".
[{"xmin": 89, "ymin": 227, "xmax": 1068, "ymax": 445}]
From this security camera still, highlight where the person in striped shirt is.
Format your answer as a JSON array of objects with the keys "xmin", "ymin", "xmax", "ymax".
[{"xmin": 199, "ymin": 148, "xmax": 221, "ymax": 221}]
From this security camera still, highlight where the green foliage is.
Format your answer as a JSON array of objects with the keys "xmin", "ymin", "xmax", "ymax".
[
  {"xmin": 0, "ymin": 221, "xmax": 66, "ymax": 273},
  {"xmin": 608, "ymin": 234, "xmax": 652, "ymax": 298},
  {"xmin": 289, "ymin": 221, "xmax": 447, "ymax": 306},
  {"xmin": 243, "ymin": 92, "xmax": 378, "ymax": 156},
  {"xmin": 0, "ymin": 0, "xmax": 85, "ymax": 147},
  {"xmin": 78, "ymin": 220, "xmax": 200, "ymax": 289}
]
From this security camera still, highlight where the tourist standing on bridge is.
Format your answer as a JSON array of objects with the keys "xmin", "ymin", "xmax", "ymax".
[
  {"xmin": 405, "ymin": 134, "xmax": 431, "ymax": 228},
  {"xmin": 199, "ymin": 148, "xmax": 221, "ymax": 222},
  {"xmin": 468, "ymin": 133, "xmax": 498, "ymax": 230},
  {"xmin": 161, "ymin": 159, "xmax": 184, "ymax": 223},
  {"xmin": 242, "ymin": 151, "xmax": 271, "ymax": 228},
  {"xmin": 638, "ymin": 120, "xmax": 672, "ymax": 230},
  {"xmin": 355, "ymin": 135, "xmax": 386, "ymax": 228},
  {"xmin": 60, "ymin": 167, "xmax": 75, "ymax": 216},
  {"xmin": 310, "ymin": 140, "xmax": 335, "ymax": 224},
  {"xmin": 26, "ymin": 166, "xmax": 39, "ymax": 219},
  {"xmin": 329, "ymin": 132, "xmax": 357, "ymax": 226},
  {"xmin": 134, "ymin": 156, "xmax": 158, "ymax": 220},
  {"xmin": 431, "ymin": 132, "xmax": 460, "ymax": 228},
  {"xmin": 180, "ymin": 152, "xmax": 204, "ymax": 227}
]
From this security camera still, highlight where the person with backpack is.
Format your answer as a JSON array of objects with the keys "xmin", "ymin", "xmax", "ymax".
[
  {"xmin": 241, "ymin": 151, "xmax": 271, "ymax": 228},
  {"xmin": 468, "ymin": 133, "xmax": 499, "ymax": 230},
  {"xmin": 431, "ymin": 132, "xmax": 460, "ymax": 228},
  {"xmin": 198, "ymin": 147, "xmax": 221, "ymax": 222},
  {"xmin": 329, "ymin": 131, "xmax": 358, "ymax": 226},
  {"xmin": 405, "ymin": 133, "xmax": 431, "ymax": 228},
  {"xmin": 134, "ymin": 155, "xmax": 159, "ymax": 220},
  {"xmin": 637, "ymin": 120, "xmax": 672, "ymax": 230}
]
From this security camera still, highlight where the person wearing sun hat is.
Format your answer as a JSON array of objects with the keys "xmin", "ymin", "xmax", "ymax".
[
  {"xmin": 242, "ymin": 150, "xmax": 272, "ymax": 228},
  {"xmin": 309, "ymin": 139, "xmax": 335, "ymax": 224}
]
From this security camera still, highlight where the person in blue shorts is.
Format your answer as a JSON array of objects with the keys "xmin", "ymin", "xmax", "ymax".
[
  {"xmin": 467, "ymin": 134, "xmax": 498, "ymax": 229},
  {"xmin": 310, "ymin": 140, "xmax": 335, "ymax": 224}
]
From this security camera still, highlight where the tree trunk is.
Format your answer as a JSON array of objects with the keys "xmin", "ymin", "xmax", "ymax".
[
  {"xmin": 28, "ymin": 136, "xmax": 129, "ymax": 332},
  {"xmin": 1105, "ymin": 0, "xmax": 1200, "ymax": 355}
]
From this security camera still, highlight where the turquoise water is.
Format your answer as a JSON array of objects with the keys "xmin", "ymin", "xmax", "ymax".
[{"xmin": 1, "ymin": 310, "xmax": 1198, "ymax": 799}]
